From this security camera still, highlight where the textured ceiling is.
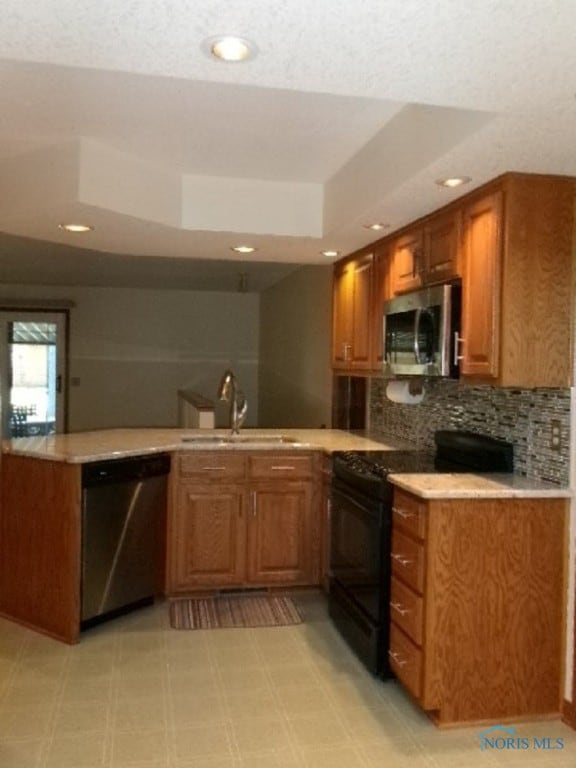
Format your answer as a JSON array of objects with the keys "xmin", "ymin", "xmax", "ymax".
[{"xmin": 0, "ymin": 0, "xmax": 575, "ymax": 291}]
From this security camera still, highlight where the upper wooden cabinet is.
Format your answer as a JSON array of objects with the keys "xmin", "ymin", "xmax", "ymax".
[
  {"xmin": 459, "ymin": 190, "xmax": 503, "ymax": 378},
  {"xmin": 390, "ymin": 229, "xmax": 424, "ymax": 294},
  {"xmin": 332, "ymin": 252, "xmax": 374, "ymax": 371},
  {"xmin": 424, "ymin": 208, "xmax": 461, "ymax": 284},
  {"xmin": 460, "ymin": 175, "xmax": 574, "ymax": 386},
  {"xmin": 390, "ymin": 209, "xmax": 461, "ymax": 295},
  {"xmin": 333, "ymin": 172, "xmax": 575, "ymax": 387}
]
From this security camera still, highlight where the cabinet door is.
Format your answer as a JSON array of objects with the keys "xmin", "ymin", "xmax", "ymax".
[
  {"xmin": 424, "ymin": 209, "xmax": 461, "ymax": 283},
  {"xmin": 332, "ymin": 262, "xmax": 354, "ymax": 368},
  {"xmin": 171, "ymin": 483, "xmax": 246, "ymax": 590},
  {"xmin": 349, "ymin": 253, "xmax": 374, "ymax": 370},
  {"xmin": 246, "ymin": 483, "xmax": 314, "ymax": 585},
  {"xmin": 391, "ymin": 230, "xmax": 424, "ymax": 294},
  {"xmin": 371, "ymin": 245, "xmax": 392, "ymax": 369},
  {"xmin": 460, "ymin": 191, "xmax": 503, "ymax": 378}
]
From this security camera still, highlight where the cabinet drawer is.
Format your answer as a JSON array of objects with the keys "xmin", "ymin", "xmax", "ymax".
[
  {"xmin": 392, "ymin": 489, "xmax": 426, "ymax": 540},
  {"xmin": 248, "ymin": 454, "xmax": 313, "ymax": 480},
  {"xmin": 179, "ymin": 453, "xmax": 246, "ymax": 480},
  {"xmin": 391, "ymin": 528, "xmax": 425, "ymax": 593},
  {"xmin": 390, "ymin": 577, "xmax": 423, "ymax": 646},
  {"xmin": 389, "ymin": 624, "xmax": 423, "ymax": 702}
]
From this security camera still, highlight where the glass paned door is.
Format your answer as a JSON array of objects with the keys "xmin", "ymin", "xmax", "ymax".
[{"xmin": 0, "ymin": 311, "xmax": 68, "ymax": 438}]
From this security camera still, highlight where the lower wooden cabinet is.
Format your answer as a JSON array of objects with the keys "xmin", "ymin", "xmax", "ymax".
[
  {"xmin": 246, "ymin": 483, "xmax": 315, "ymax": 584},
  {"xmin": 390, "ymin": 487, "xmax": 567, "ymax": 726},
  {"xmin": 168, "ymin": 451, "xmax": 321, "ymax": 592},
  {"xmin": 171, "ymin": 483, "xmax": 246, "ymax": 589}
]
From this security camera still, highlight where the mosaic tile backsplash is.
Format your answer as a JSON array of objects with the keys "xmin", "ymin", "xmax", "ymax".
[{"xmin": 369, "ymin": 378, "xmax": 571, "ymax": 485}]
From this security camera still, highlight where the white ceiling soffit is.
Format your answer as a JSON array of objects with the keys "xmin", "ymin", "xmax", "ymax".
[{"xmin": 0, "ymin": 0, "xmax": 574, "ymax": 282}]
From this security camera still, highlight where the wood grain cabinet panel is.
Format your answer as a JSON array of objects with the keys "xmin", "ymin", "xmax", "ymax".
[
  {"xmin": 390, "ymin": 230, "xmax": 424, "ymax": 294},
  {"xmin": 424, "ymin": 209, "xmax": 461, "ymax": 284},
  {"xmin": 168, "ymin": 451, "xmax": 321, "ymax": 592},
  {"xmin": 389, "ymin": 623, "xmax": 423, "ymax": 702},
  {"xmin": 460, "ymin": 190, "xmax": 503, "ymax": 378},
  {"xmin": 0, "ymin": 455, "xmax": 82, "ymax": 644},
  {"xmin": 246, "ymin": 483, "xmax": 314, "ymax": 584},
  {"xmin": 332, "ymin": 252, "xmax": 374, "ymax": 371},
  {"xmin": 390, "ymin": 488, "xmax": 567, "ymax": 726},
  {"xmin": 391, "ymin": 528, "xmax": 425, "ymax": 593},
  {"xmin": 460, "ymin": 174, "xmax": 575, "ymax": 386},
  {"xmin": 171, "ymin": 484, "xmax": 246, "ymax": 590}
]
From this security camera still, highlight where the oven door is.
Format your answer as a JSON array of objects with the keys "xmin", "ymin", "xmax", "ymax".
[{"xmin": 329, "ymin": 481, "xmax": 387, "ymax": 623}]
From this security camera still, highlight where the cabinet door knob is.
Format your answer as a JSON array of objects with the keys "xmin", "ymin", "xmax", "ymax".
[
  {"xmin": 388, "ymin": 650, "xmax": 407, "ymax": 667},
  {"xmin": 392, "ymin": 506, "xmax": 414, "ymax": 519},
  {"xmin": 391, "ymin": 553, "xmax": 413, "ymax": 567}
]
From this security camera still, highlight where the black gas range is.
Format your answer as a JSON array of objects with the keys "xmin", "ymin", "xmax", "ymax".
[{"xmin": 328, "ymin": 430, "xmax": 513, "ymax": 677}]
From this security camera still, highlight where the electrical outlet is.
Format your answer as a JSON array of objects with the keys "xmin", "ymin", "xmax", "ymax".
[{"xmin": 550, "ymin": 419, "xmax": 562, "ymax": 451}]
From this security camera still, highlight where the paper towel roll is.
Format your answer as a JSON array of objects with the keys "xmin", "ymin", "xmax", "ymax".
[{"xmin": 385, "ymin": 380, "xmax": 425, "ymax": 405}]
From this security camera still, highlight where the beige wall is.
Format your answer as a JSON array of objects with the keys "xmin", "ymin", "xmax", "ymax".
[
  {"xmin": 258, "ymin": 265, "xmax": 332, "ymax": 428},
  {"xmin": 0, "ymin": 284, "xmax": 260, "ymax": 430}
]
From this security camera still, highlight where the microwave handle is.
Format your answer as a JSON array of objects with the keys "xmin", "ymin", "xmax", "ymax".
[{"xmin": 413, "ymin": 308, "xmax": 423, "ymax": 363}]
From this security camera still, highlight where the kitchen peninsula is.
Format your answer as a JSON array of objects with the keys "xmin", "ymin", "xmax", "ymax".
[
  {"xmin": 0, "ymin": 428, "xmax": 399, "ymax": 645},
  {"xmin": 0, "ymin": 427, "xmax": 569, "ymax": 655}
]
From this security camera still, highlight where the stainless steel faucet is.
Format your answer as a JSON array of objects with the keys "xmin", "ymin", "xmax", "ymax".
[{"xmin": 217, "ymin": 369, "xmax": 248, "ymax": 434}]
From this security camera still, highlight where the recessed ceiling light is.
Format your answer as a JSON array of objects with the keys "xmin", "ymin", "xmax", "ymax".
[
  {"xmin": 204, "ymin": 35, "xmax": 256, "ymax": 62},
  {"xmin": 435, "ymin": 176, "xmax": 472, "ymax": 189},
  {"xmin": 58, "ymin": 223, "xmax": 94, "ymax": 233},
  {"xmin": 363, "ymin": 223, "xmax": 390, "ymax": 231},
  {"xmin": 231, "ymin": 245, "xmax": 257, "ymax": 254},
  {"xmin": 321, "ymin": 250, "xmax": 340, "ymax": 258}
]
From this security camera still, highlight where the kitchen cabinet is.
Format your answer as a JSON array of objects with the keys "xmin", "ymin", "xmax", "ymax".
[
  {"xmin": 460, "ymin": 174, "xmax": 574, "ymax": 386},
  {"xmin": 389, "ymin": 487, "xmax": 566, "ymax": 726},
  {"xmin": 332, "ymin": 252, "xmax": 374, "ymax": 370},
  {"xmin": 0, "ymin": 454, "xmax": 82, "ymax": 644},
  {"xmin": 390, "ymin": 229, "xmax": 424, "ymax": 294},
  {"xmin": 172, "ymin": 483, "xmax": 246, "ymax": 589},
  {"xmin": 459, "ymin": 190, "xmax": 502, "ymax": 378},
  {"xmin": 390, "ymin": 210, "xmax": 461, "ymax": 295},
  {"xmin": 370, "ymin": 243, "xmax": 392, "ymax": 370},
  {"xmin": 168, "ymin": 451, "xmax": 321, "ymax": 592},
  {"xmin": 423, "ymin": 208, "xmax": 461, "ymax": 284}
]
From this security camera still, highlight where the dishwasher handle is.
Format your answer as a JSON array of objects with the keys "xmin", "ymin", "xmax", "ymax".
[{"xmin": 82, "ymin": 453, "xmax": 171, "ymax": 487}]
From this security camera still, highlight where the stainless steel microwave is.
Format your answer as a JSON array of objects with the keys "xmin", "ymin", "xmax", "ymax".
[{"xmin": 383, "ymin": 283, "xmax": 461, "ymax": 377}]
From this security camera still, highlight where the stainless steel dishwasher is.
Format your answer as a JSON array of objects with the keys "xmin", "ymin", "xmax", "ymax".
[{"xmin": 81, "ymin": 453, "xmax": 171, "ymax": 627}]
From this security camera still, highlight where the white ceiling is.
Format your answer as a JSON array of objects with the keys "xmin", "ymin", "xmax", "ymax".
[{"xmin": 1, "ymin": 0, "xmax": 575, "ymax": 291}]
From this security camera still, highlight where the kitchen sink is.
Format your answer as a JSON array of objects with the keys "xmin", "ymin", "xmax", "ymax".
[{"xmin": 181, "ymin": 434, "xmax": 306, "ymax": 447}]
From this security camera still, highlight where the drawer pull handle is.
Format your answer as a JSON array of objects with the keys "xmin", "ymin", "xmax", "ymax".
[
  {"xmin": 392, "ymin": 506, "xmax": 415, "ymax": 519},
  {"xmin": 388, "ymin": 650, "xmax": 407, "ymax": 667},
  {"xmin": 391, "ymin": 602, "xmax": 410, "ymax": 616},
  {"xmin": 201, "ymin": 466, "xmax": 227, "ymax": 471},
  {"xmin": 391, "ymin": 553, "xmax": 413, "ymax": 567},
  {"xmin": 271, "ymin": 465, "xmax": 296, "ymax": 471}
]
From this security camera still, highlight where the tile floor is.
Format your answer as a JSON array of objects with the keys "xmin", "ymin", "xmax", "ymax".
[{"xmin": 0, "ymin": 591, "xmax": 573, "ymax": 767}]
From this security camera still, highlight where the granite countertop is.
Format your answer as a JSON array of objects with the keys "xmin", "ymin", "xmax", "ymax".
[
  {"xmin": 0, "ymin": 427, "xmax": 408, "ymax": 463},
  {"xmin": 389, "ymin": 472, "xmax": 571, "ymax": 499},
  {"xmin": 3, "ymin": 428, "xmax": 569, "ymax": 499}
]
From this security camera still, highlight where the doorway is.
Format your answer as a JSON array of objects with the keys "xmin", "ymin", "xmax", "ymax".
[{"xmin": 0, "ymin": 310, "xmax": 68, "ymax": 439}]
